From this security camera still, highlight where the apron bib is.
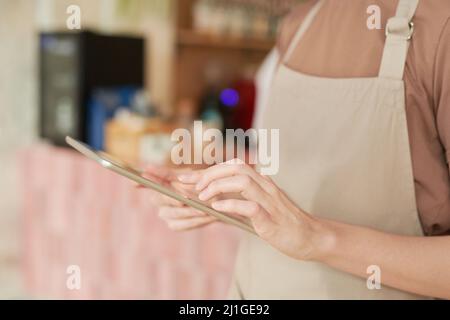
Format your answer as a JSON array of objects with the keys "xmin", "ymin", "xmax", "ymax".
[{"xmin": 229, "ymin": 0, "xmax": 427, "ymax": 299}]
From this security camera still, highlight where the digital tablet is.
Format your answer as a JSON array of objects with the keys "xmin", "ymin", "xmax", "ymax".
[{"xmin": 66, "ymin": 136, "xmax": 256, "ymax": 234}]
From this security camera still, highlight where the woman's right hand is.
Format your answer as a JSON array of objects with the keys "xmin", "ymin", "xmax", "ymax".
[{"xmin": 142, "ymin": 164, "xmax": 217, "ymax": 231}]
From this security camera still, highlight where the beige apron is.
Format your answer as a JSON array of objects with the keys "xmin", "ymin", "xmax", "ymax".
[{"xmin": 229, "ymin": 0, "xmax": 427, "ymax": 299}]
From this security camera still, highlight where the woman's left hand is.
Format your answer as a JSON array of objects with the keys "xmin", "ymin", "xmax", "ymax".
[{"xmin": 177, "ymin": 159, "xmax": 328, "ymax": 261}]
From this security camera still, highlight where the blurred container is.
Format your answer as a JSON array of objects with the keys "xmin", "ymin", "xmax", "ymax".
[
  {"xmin": 87, "ymin": 87, "xmax": 140, "ymax": 151},
  {"xmin": 105, "ymin": 112, "xmax": 176, "ymax": 165},
  {"xmin": 140, "ymin": 134, "xmax": 174, "ymax": 165},
  {"xmin": 190, "ymin": 0, "xmax": 288, "ymax": 39}
]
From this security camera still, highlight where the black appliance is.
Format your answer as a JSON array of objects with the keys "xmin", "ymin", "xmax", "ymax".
[{"xmin": 39, "ymin": 31, "xmax": 145, "ymax": 146}]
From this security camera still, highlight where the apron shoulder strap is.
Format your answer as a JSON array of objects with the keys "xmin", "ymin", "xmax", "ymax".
[
  {"xmin": 282, "ymin": 0, "xmax": 325, "ymax": 64},
  {"xmin": 378, "ymin": 0, "xmax": 420, "ymax": 80}
]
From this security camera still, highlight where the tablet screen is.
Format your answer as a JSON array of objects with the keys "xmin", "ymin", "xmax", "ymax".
[{"xmin": 65, "ymin": 136, "xmax": 255, "ymax": 234}]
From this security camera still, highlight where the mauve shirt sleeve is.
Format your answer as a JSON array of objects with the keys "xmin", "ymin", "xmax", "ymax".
[
  {"xmin": 435, "ymin": 19, "xmax": 450, "ymax": 168},
  {"xmin": 434, "ymin": 18, "xmax": 450, "ymax": 235}
]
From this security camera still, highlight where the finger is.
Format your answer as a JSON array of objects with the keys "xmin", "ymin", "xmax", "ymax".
[
  {"xmin": 146, "ymin": 189, "xmax": 182, "ymax": 207},
  {"xmin": 143, "ymin": 164, "xmax": 178, "ymax": 182},
  {"xmin": 177, "ymin": 170, "xmax": 204, "ymax": 184},
  {"xmin": 167, "ymin": 181, "xmax": 200, "ymax": 202},
  {"xmin": 194, "ymin": 160, "xmax": 275, "ymax": 195},
  {"xmin": 198, "ymin": 175, "xmax": 275, "ymax": 213},
  {"xmin": 158, "ymin": 206, "xmax": 208, "ymax": 220},
  {"xmin": 170, "ymin": 180, "xmax": 197, "ymax": 193},
  {"xmin": 166, "ymin": 216, "xmax": 217, "ymax": 231},
  {"xmin": 198, "ymin": 175, "xmax": 256, "ymax": 201},
  {"xmin": 211, "ymin": 199, "xmax": 274, "ymax": 233}
]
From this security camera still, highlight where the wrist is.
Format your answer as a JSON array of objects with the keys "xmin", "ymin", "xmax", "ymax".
[{"xmin": 304, "ymin": 216, "xmax": 338, "ymax": 262}]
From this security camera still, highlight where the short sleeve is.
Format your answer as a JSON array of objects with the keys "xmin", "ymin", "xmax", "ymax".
[
  {"xmin": 432, "ymin": 17, "xmax": 450, "ymax": 234},
  {"xmin": 434, "ymin": 18, "xmax": 450, "ymax": 168}
]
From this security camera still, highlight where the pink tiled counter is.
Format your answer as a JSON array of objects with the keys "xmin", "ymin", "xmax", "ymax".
[{"xmin": 19, "ymin": 144, "xmax": 240, "ymax": 299}]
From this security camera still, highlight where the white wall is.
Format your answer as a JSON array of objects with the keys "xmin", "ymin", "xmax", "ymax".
[{"xmin": 0, "ymin": 0, "xmax": 37, "ymax": 298}]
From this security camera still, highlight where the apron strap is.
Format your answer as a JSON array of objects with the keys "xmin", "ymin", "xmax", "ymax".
[
  {"xmin": 282, "ymin": 0, "xmax": 325, "ymax": 64},
  {"xmin": 378, "ymin": 0, "xmax": 419, "ymax": 80}
]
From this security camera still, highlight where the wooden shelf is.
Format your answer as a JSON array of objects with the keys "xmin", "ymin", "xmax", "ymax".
[{"xmin": 177, "ymin": 29, "xmax": 275, "ymax": 51}]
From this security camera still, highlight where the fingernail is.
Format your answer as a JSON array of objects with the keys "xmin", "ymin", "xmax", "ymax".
[
  {"xmin": 211, "ymin": 202, "xmax": 222, "ymax": 210},
  {"xmin": 177, "ymin": 174, "xmax": 190, "ymax": 182},
  {"xmin": 198, "ymin": 191, "xmax": 208, "ymax": 201},
  {"xmin": 195, "ymin": 182, "xmax": 204, "ymax": 191}
]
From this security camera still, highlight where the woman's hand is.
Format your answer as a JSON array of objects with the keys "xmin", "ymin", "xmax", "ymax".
[
  {"xmin": 177, "ymin": 159, "xmax": 330, "ymax": 261},
  {"xmin": 143, "ymin": 165, "xmax": 217, "ymax": 231},
  {"xmin": 166, "ymin": 161, "xmax": 450, "ymax": 299}
]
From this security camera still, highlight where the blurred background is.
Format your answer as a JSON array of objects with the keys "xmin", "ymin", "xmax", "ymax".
[{"xmin": 0, "ymin": 0, "xmax": 299, "ymax": 299}]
